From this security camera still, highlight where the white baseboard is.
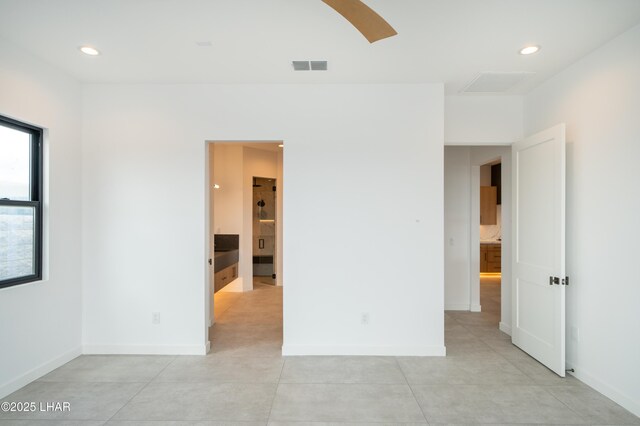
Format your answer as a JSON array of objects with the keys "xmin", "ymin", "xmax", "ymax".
[
  {"xmin": 499, "ymin": 321, "xmax": 512, "ymax": 335},
  {"xmin": 566, "ymin": 361, "xmax": 640, "ymax": 418},
  {"xmin": 445, "ymin": 303, "xmax": 470, "ymax": 311},
  {"xmin": 282, "ymin": 345, "xmax": 446, "ymax": 357},
  {"xmin": 470, "ymin": 304, "xmax": 482, "ymax": 312},
  {"xmin": 82, "ymin": 344, "xmax": 208, "ymax": 355},
  {"xmin": 0, "ymin": 346, "xmax": 81, "ymax": 399}
]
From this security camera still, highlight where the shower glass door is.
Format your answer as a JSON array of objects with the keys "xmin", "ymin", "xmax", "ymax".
[{"xmin": 253, "ymin": 177, "xmax": 276, "ymax": 285}]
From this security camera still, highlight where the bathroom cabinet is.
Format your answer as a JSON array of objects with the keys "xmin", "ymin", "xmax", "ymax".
[
  {"xmin": 480, "ymin": 186, "xmax": 497, "ymax": 225},
  {"xmin": 214, "ymin": 263, "xmax": 238, "ymax": 293},
  {"xmin": 480, "ymin": 244, "xmax": 501, "ymax": 272}
]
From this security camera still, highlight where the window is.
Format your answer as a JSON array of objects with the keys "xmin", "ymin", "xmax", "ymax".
[{"xmin": 0, "ymin": 115, "xmax": 43, "ymax": 288}]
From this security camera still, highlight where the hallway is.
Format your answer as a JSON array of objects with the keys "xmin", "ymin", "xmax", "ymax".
[{"xmin": 1, "ymin": 282, "xmax": 638, "ymax": 424}]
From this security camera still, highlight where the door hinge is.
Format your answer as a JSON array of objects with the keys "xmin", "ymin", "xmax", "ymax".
[
  {"xmin": 562, "ymin": 276, "xmax": 569, "ymax": 286},
  {"xmin": 272, "ymin": 273, "xmax": 276, "ymax": 279},
  {"xmin": 208, "ymin": 258, "xmax": 212, "ymax": 265}
]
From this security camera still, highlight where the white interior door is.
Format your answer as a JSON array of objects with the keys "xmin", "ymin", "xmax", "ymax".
[{"xmin": 512, "ymin": 123, "xmax": 566, "ymax": 377}]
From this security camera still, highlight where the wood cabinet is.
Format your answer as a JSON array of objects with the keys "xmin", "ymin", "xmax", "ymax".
[
  {"xmin": 214, "ymin": 263, "xmax": 238, "ymax": 293},
  {"xmin": 480, "ymin": 186, "xmax": 497, "ymax": 225},
  {"xmin": 480, "ymin": 244, "xmax": 501, "ymax": 272}
]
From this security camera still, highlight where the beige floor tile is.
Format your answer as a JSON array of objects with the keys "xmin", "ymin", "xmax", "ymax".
[
  {"xmin": 398, "ymin": 355, "xmax": 532, "ymax": 385},
  {"xmin": 280, "ymin": 356, "xmax": 406, "ymax": 384},
  {"xmin": 269, "ymin": 383, "xmax": 426, "ymax": 422},
  {"xmin": 0, "ymin": 382, "xmax": 145, "ymax": 421},
  {"xmin": 0, "ymin": 421, "xmax": 107, "ymax": 426},
  {"xmin": 38, "ymin": 355, "xmax": 176, "ymax": 383},
  {"xmin": 5, "ymin": 277, "xmax": 638, "ymax": 425},
  {"xmin": 506, "ymin": 355, "xmax": 583, "ymax": 386},
  {"xmin": 107, "ymin": 421, "xmax": 265, "ymax": 425},
  {"xmin": 269, "ymin": 423, "xmax": 426, "ymax": 426},
  {"xmin": 154, "ymin": 355, "xmax": 284, "ymax": 383},
  {"xmin": 112, "ymin": 382, "xmax": 277, "ymax": 421},
  {"xmin": 411, "ymin": 384, "xmax": 587, "ymax": 424},
  {"xmin": 546, "ymin": 386, "xmax": 640, "ymax": 425}
]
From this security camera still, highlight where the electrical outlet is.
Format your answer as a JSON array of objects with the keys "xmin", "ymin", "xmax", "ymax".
[
  {"xmin": 361, "ymin": 313, "xmax": 370, "ymax": 325},
  {"xmin": 571, "ymin": 326, "xmax": 579, "ymax": 342},
  {"xmin": 152, "ymin": 312, "xmax": 161, "ymax": 325}
]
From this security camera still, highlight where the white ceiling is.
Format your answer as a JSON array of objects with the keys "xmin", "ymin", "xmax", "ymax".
[{"xmin": 1, "ymin": 0, "xmax": 639, "ymax": 94}]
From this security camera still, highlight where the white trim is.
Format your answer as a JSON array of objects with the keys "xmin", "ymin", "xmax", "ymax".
[
  {"xmin": 82, "ymin": 344, "xmax": 208, "ymax": 355},
  {"xmin": 499, "ymin": 321, "xmax": 512, "ymax": 335},
  {"xmin": 445, "ymin": 141, "xmax": 514, "ymax": 146},
  {"xmin": 282, "ymin": 345, "xmax": 446, "ymax": 357},
  {"xmin": 445, "ymin": 303, "xmax": 470, "ymax": 311},
  {"xmin": 566, "ymin": 361, "xmax": 640, "ymax": 418},
  {"xmin": 205, "ymin": 340, "xmax": 211, "ymax": 354},
  {"xmin": 0, "ymin": 346, "xmax": 81, "ymax": 399},
  {"xmin": 470, "ymin": 165, "xmax": 481, "ymax": 313}
]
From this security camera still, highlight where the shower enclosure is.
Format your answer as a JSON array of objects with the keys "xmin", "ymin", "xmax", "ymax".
[{"xmin": 252, "ymin": 177, "xmax": 276, "ymax": 284}]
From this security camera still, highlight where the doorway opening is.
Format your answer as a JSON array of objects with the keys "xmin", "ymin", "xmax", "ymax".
[
  {"xmin": 445, "ymin": 124, "xmax": 568, "ymax": 376},
  {"xmin": 206, "ymin": 141, "xmax": 284, "ymax": 355},
  {"xmin": 479, "ymin": 159, "xmax": 502, "ymax": 324},
  {"xmin": 443, "ymin": 145, "xmax": 511, "ymax": 336}
]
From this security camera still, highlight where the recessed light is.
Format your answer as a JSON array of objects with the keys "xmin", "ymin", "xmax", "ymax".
[
  {"xmin": 519, "ymin": 45, "xmax": 540, "ymax": 55},
  {"xmin": 79, "ymin": 46, "xmax": 100, "ymax": 56},
  {"xmin": 278, "ymin": 144, "xmax": 284, "ymax": 148},
  {"xmin": 213, "ymin": 184, "xmax": 220, "ymax": 189}
]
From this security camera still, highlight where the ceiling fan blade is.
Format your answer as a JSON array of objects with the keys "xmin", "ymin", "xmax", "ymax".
[{"xmin": 322, "ymin": 0, "xmax": 397, "ymax": 43}]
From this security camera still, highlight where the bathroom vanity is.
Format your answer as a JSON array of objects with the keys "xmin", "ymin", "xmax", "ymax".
[
  {"xmin": 480, "ymin": 242, "xmax": 501, "ymax": 273},
  {"xmin": 213, "ymin": 234, "xmax": 239, "ymax": 292}
]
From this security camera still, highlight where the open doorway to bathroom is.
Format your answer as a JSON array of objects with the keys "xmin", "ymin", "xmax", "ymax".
[{"xmin": 207, "ymin": 141, "xmax": 284, "ymax": 356}]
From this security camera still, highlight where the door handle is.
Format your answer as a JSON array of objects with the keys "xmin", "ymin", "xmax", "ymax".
[
  {"xmin": 549, "ymin": 276, "xmax": 569, "ymax": 286},
  {"xmin": 208, "ymin": 259, "xmax": 212, "ymax": 265}
]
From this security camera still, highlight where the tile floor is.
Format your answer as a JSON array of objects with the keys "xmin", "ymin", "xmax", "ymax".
[{"xmin": 1, "ymin": 278, "xmax": 638, "ymax": 425}]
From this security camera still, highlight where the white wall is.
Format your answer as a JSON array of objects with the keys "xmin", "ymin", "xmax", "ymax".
[
  {"xmin": 444, "ymin": 147, "xmax": 471, "ymax": 310},
  {"xmin": 82, "ymin": 84, "xmax": 445, "ymax": 356},
  {"xmin": 212, "ymin": 144, "xmax": 243, "ymax": 235},
  {"xmin": 0, "ymin": 38, "xmax": 82, "ymax": 397},
  {"xmin": 211, "ymin": 144, "xmax": 244, "ymax": 292},
  {"xmin": 445, "ymin": 96, "xmax": 523, "ymax": 145},
  {"xmin": 524, "ymin": 23, "xmax": 640, "ymax": 416}
]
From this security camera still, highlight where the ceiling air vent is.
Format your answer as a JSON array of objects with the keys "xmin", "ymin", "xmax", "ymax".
[
  {"xmin": 292, "ymin": 61, "xmax": 328, "ymax": 71},
  {"xmin": 292, "ymin": 61, "xmax": 310, "ymax": 71},
  {"xmin": 310, "ymin": 61, "xmax": 328, "ymax": 71},
  {"xmin": 461, "ymin": 72, "xmax": 535, "ymax": 94}
]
